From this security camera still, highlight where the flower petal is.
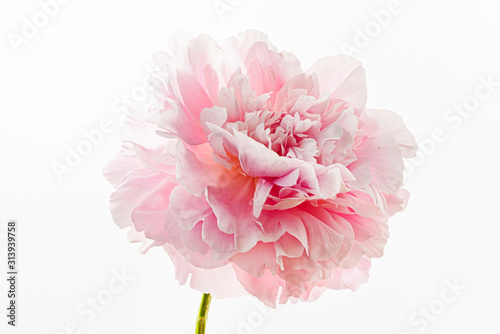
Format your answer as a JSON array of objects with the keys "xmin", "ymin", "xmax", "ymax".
[
  {"xmin": 360, "ymin": 109, "xmax": 418, "ymax": 158},
  {"xmin": 131, "ymin": 176, "xmax": 177, "ymax": 242},
  {"xmin": 355, "ymin": 136, "xmax": 404, "ymax": 194},
  {"xmin": 306, "ymin": 55, "xmax": 367, "ymax": 112}
]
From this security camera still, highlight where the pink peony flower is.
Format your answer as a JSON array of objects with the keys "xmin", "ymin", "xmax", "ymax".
[{"xmin": 103, "ymin": 30, "xmax": 417, "ymax": 307}]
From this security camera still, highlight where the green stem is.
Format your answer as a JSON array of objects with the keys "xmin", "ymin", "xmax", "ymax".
[{"xmin": 195, "ymin": 293, "xmax": 212, "ymax": 334}]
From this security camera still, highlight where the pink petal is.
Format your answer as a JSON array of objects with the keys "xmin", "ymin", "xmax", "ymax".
[
  {"xmin": 179, "ymin": 221, "xmax": 210, "ymax": 255},
  {"xmin": 355, "ymin": 136, "xmax": 404, "ymax": 194},
  {"xmin": 175, "ymin": 141, "xmax": 227, "ymax": 196},
  {"xmin": 274, "ymin": 210, "xmax": 309, "ymax": 254},
  {"xmin": 163, "ymin": 210, "xmax": 225, "ymax": 269},
  {"xmin": 199, "ymin": 106, "xmax": 227, "ymax": 136},
  {"xmin": 360, "ymin": 109, "xmax": 418, "ymax": 158},
  {"xmin": 346, "ymin": 157, "xmax": 372, "ymax": 189},
  {"xmin": 253, "ymin": 178, "xmax": 274, "ymax": 218},
  {"xmin": 131, "ymin": 176, "xmax": 177, "ymax": 242},
  {"xmin": 206, "ymin": 173, "xmax": 263, "ymax": 252},
  {"xmin": 164, "ymin": 244, "xmax": 247, "ymax": 298},
  {"xmin": 298, "ymin": 208, "xmax": 344, "ymax": 261},
  {"xmin": 234, "ymin": 130, "xmax": 302, "ymax": 178},
  {"xmin": 131, "ymin": 142, "xmax": 176, "ymax": 174},
  {"xmin": 109, "ymin": 168, "xmax": 168, "ymax": 229},
  {"xmin": 102, "ymin": 152, "xmax": 142, "ymax": 188},
  {"xmin": 383, "ymin": 188, "xmax": 410, "ymax": 216},
  {"xmin": 323, "ymin": 256, "xmax": 371, "ymax": 290},
  {"xmin": 306, "ymin": 55, "xmax": 367, "ymax": 112},
  {"xmin": 230, "ymin": 242, "xmax": 278, "ymax": 277},
  {"xmin": 201, "ymin": 212, "xmax": 236, "ymax": 254},
  {"xmin": 176, "ymin": 68, "xmax": 213, "ymax": 124},
  {"xmin": 274, "ymin": 233, "xmax": 306, "ymax": 269},
  {"xmin": 169, "ymin": 185, "xmax": 213, "ymax": 231},
  {"xmin": 233, "ymin": 265, "xmax": 284, "ymax": 308},
  {"xmin": 155, "ymin": 102, "xmax": 207, "ymax": 145}
]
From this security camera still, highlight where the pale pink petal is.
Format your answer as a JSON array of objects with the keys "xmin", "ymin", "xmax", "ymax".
[
  {"xmin": 102, "ymin": 152, "xmax": 142, "ymax": 188},
  {"xmin": 131, "ymin": 176, "xmax": 177, "ymax": 242},
  {"xmin": 179, "ymin": 221, "xmax": 210, "ymax": 255},
  {"xmin": 253, "ymin": 178, "xmax": 274, "ymax": 218},
  {"xmin": 163, "ymin": 210, "xmax": 226, "ymax": 270},
  {"xmin": 131, "ymin": 142, "xmax": 176, "ymax": 174},
  {"xmin": 126, "ymin": 226, "xmax": 164, "ymax": 254},
  {"xmin": 274, "ymin": 233, "xmax": 305, "ymax": 269},
  {"xmin": 109, "ymin": 168, "xmax": 168, "ymax": 229},
  {"xmin": 155, "ymin": 102, "xmax": 208, "ymax": 145},
  {"xmin": 298, "ymin": 208, "xmax": 344, "ymax": 262},
  {"xmin": 164, "ymin": 244, "xmax": 247, "ymax": 298},
  {"xmin": 176, "ymin": 68, "xmax": 214, "ymax": 125},
  {"xmin": 176, "ymin": 141, "xmax": 227, "ymax": 196},
  {"xmin": 201, "ymin": 212, "xmax": 236, "ymax": 254},
  {"xmin": 119, "ymin": 105, "xmax": 166, "ymax": 148},
  {"xmin": 199, "ymin": 106, "xmax": 227, "ymax": 136},
  {"xmin": 355, "ymin": 136, "xmax": 404, "ymax": 194},
  {"xmin": 346, "ymin": 157, "xmax": 372, "ymax": 189},
  {"xmin": 186, "ymin": 34, "xmax": 224, "ymax": 97},
  {"xmin": 206, "ymin": 173, "xmax": 263, "ymax": 252},
  {"xmin": 360, "ymin": 109, "xmax": 418, "ymax": 158},
  {"xmin": 306, "ymin": 55, "xmax": 367, "ymax": 112},
  {"xmin": 233, "ymin": 265, "xmax": 284, "ymax": 308},
  {"xmin": 169, "ymin": 185, "xmax": 213, "ymax": 231},
  {"xmin": 230, "ymin": 242, "xmax": 278, "ymax": 277},
  {"xmin": 234, "ymin": 130, "xmax": 302, "ymax": 178},
  {"xmin": 273, "ymin": 210, "xmax": 309, "ymax": 254},
  {"xmin": 336, "ymin": 213, "xmax": 388, "ymax": 258},
  {"xmin": 384, "ymin": 188, "xmax": 411, "ymax": 216},
  {"xmin": 331, "ymin": 191, "xmax": 381, "ymax": 218},
  {"xmin": 323, "ymin": 256, "xmax": 371, "ymax": 290}
]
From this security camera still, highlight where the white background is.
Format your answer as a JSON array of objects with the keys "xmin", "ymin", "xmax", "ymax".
[{"xmin": 1, "ymin": 0, "xmax": 499, "ymax": 333}]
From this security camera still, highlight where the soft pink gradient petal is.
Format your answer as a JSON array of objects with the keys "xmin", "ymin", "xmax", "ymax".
[
  {"xmin": 231, "ymin": 242, "xmax": 278, "ymax": 277},
  {"xmin": 164, "ymin": 244, "xmax": 247, "ymax": 298},
  {"xmin": 109, "ymin": 168, "xmax": 168, "ymax": 229},
  {"xmin": 360, "ymin": 109, "xmax": 418, "ymax": 158},
  {"xmin": 169, "ymin": 185, "xmax": 213, "ymax": 231},
  {"xmin": 102, "ymin": 152, "xmax": 142, "ymax": 188},
  {"xmin": 131, "ymin": 176, "xmax": 177, "ymax": 242},
  {"xmin": 206, "ymin": 173, "xmax": 264, "ymax": 253},
  {"xmin": 201, "ymin": 212, "xmax": 236, "ymax": 254},
  {"xmin": 355, "ymin": 136, "xmax": 405, "ymax": 194},
  {"xmin": 233, "ymin": 130, "xmax": 302, "ymax": 178},
  {"xmin": 306, "ymin": 55, "xmax": 367, "ymax": 112},
  {"xmin": 175, "ymin": 141, "xmax": 227, "ymax": 196}
]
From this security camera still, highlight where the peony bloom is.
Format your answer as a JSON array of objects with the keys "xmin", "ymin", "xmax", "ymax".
[{"xmin": 103, "ymin": 30, "xmax": 417, "ymax": 308}]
